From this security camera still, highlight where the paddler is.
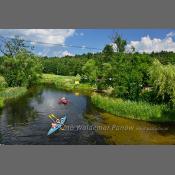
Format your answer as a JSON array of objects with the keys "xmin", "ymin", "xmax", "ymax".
[{"xmin": 48, "ymin": 114, "xmax": 61, "ymax": 128}]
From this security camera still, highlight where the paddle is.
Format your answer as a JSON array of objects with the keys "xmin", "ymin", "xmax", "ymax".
[{"xmin": 48, "ymin": 114, "xmax": 58, "ymax": 122}]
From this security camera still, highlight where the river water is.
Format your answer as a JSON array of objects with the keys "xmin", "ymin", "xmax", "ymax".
[{"xmin": 0, "ymin": 85, "xmax": 175, "ymax": 145}]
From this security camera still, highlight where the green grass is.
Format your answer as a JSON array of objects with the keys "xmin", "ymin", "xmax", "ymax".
[
  {"xmin": 40, "ymin": 74, "xmax": 95, "ymax": 92},
  {"xmin": 91, "ymin": 93, "xmax": 174, "ymax": 122},
  {"xmin": 0, "ymin": 87, "xmax": 27, "ymax": 108}
]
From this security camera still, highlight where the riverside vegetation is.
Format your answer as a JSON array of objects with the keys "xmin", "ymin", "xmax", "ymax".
[{"xmin": 0, "ymin": 35, "xmax": 175, "ymax": 122}]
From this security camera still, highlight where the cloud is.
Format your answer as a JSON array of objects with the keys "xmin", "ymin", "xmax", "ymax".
[
  {"xmin": 0, "ymin": 29, "xmax": 77, "ymax": 57},
  {"xmin": 37, "ymin": 48, "xmax": 74, "ymax": 57},
  {"xmin": 0, "ymin": 29, "xmax": 75, "ymax": 44},
  {"xmin": 127, "ymin": 33, "xmax": 175, "ymax": 53},
  {"xmin": 61, "ymin": 50, "xmax": 74, "ymax": 57},
  {"xmin": 166, "ymin": 32, "xmax": 175, "ymax": 37}
]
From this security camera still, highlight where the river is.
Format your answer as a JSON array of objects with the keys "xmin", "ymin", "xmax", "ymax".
[{"xmin": 0, "ymin": 85, "xmax": 175, "ymax": 145}]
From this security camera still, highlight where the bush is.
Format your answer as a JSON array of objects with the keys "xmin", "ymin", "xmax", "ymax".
[
  {"xmin": 0, "ymin": 75, "xmax": 7, "ymax": 89},
  {"xmin": 0, "ymin": 51, "xmax": 43, "ymax": 87}
]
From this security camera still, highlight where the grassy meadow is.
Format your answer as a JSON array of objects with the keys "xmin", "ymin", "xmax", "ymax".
[{"xmin": 40, "ymin": 73, "xmax": 95, "ymax": 92}]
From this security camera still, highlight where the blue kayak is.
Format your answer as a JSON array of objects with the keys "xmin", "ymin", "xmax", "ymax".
[{"xmin": 47, "ymin": 115, "xmax": 67, "ymax": 136}]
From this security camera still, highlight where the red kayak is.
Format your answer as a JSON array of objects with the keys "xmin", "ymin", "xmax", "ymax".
[{"xmin": 58, "ymin": 98, "xmax": 70, "ymax": 105}]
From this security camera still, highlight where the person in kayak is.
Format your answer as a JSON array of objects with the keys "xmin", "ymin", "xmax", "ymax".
[
  {"xmin": 51, "ymin": 118, "xmax": 61, "ymax": 128},
  {"xmin": 58, "ymin": 97, "xmax": 69, "ymax": 105},
  {"xmin": 48, "ymin": 114, "xmax": 61, "ymax": 128},
  {"xmin": 60, "ymin": 97, "xmax": 67, "ymax": 102}
]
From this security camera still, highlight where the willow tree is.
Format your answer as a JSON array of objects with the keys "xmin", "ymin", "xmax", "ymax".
[{"xmin": 149, "ymin": 59, "xmax": 175, "ymax": 106}]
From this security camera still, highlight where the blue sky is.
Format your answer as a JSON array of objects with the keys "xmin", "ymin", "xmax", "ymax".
[{"xmin": 0, "ymin": 29, "xmax": 175, "ymax": 56}]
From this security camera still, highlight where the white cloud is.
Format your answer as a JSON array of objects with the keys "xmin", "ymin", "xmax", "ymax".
[
  {"xmin": 127, "ymin": 33, "xmax": 175, "ymax": 53},
  {"xmin": 166, "ymin": 32, "xmax": 175, "ymax": 37},
  {"xmin": 0, "ymin": 29, "xmax": 75, "ymax": 44},
  {"xmin": 0, "ymin": 29, "xmax": 76, "ymax": 57},
  {"xmin": 37, "ymin": 48, "xmax": 74, "ymax": 57},
  {"xmin": 61, "ymin": 50, "xmax": 74, "ymax": 57}
]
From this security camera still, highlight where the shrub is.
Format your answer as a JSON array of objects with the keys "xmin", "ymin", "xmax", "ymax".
[
  {"xmin": 0, "ymin": 75, "xmax": 7, "ymax": 89},
  {"xmin": 0, "ymin": 51, "xmax": 43, "ymax": 87}
]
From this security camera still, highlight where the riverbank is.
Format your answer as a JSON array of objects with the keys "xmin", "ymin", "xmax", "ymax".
[
  {"xmin": 40, "ymin": 74, "xmax": 175, "ymax": 122},
  {"xmin": 40, "ymin": 74, "xmax": 95, "ymax": 93},
  {"xmin": 0, "ymin": 87, "xmax": 27, "ymax": 108},
  {"xmin": 91, "ymin": 93, "xmax": 175, "ymax": 122}
]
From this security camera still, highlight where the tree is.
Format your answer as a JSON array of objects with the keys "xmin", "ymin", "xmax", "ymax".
[
  {"xmin": 0, "ymin": 36, "xmax": 33, "ymax": 57},
  {"xmin": 149, "ymin": 59, "xmax": 175, "ymax": 106},
  {"xmin": 102, "ymin": 44, "xmax": 114, "ymax": 56},
  {"xmin": 111, "ymin": 33, "xmax": 127, "ymax": 53},
  {"xmin": 89, "ymin": 62, "xmax": 113, "ymax": 90},
  {"xmin": 82, "ymin": 59, "xmax": 98, "ymax": 84},
  {"xmin": 111, "ymin": 54, "xmax": 151, "ymax": 100},
  {"xmin": 102, "ymin": 44, "xmax": 114, "ymax": 62},
  {"xmin": 0, "ymin": 50, "xmax": 43, "ymax": 87}
]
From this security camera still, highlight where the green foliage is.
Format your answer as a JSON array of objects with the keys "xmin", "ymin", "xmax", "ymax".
[
  {"xmin": 0, "ymin": 51, "xmax": 43, "ymax": 87},
  {"xmin": 151, "ymin": 51, "xmax": 175, "ymax": 65},
  {"xmin": 110, "ymin": 53, "xmax": 152, "ymax": 100},
  {"xmin": 82, "ymin": 59, "xmax": 98, "ymax": 84},
  {"xmin": 42, "ymin": 56, "xmax": 88, "ymax": 76},
  {"xmin": 149, "ymin": 59, "xmax": 175, "ymax": 106},
  {"xmin": 91, "ymin": 93, "xmax": 174, "ymax": 122},
  {"xmin": 0, "ymin": 97, "xmax": 4, "ymax": 108},
  {"xmin": 0, "ymin": 75, "xmax": 7, "ymax": 89},
  {"xmin": 95, "ymin": 62, "xmax": 113, "ymax": 90},
  {"xmin": 102, "ymin": 44, "xmax": 114, "ymax": 61}
]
